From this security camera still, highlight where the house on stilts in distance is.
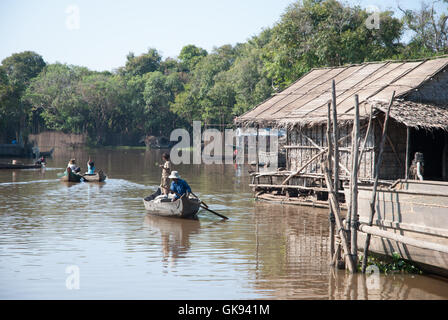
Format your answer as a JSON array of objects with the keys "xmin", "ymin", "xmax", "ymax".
[{"xmin": 235, "ymin": 56, "xmax": 448, "ymax": 208}]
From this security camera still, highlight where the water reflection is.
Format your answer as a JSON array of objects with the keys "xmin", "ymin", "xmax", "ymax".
[
  {"xmin": 143, "ymin": 215, "xmax": 201, "ymax": 269},
  {"xmin": 1, "ymin": 148, "xmax": 448, "ymax": 299}
]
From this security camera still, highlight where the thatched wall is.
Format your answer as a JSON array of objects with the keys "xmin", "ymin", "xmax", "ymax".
[
  {"xmin": 375, "ymin": 119, "xmax": 407, "ymax": 180},
  {"xmin": 286, "ymin": 123, "xmax": 375, "ymax": 181}
]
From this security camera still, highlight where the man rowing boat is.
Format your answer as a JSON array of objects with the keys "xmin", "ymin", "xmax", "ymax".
[{"xmin": 168, "ymin": 171, "xmax": 191, "ymax": 202}]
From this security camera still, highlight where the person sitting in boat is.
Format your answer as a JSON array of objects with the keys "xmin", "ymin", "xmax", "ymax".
[
  {"xmin": 169, "ymin": 171, "xmax": 191, "ymax": 202},
  {"xmin": 35, "ymin": 156, "xmax": 46, "ymax": 165},
  {"xmin": 159, "ymin": 152, "xmax": 172, "ymax": 195},
  {"xmin": 67, "ymin": 159, "xmax": 81, "ymax": 173},
  {"xmin": 87, "ymin": 158, "xmax": 95, "ymax": 174}
]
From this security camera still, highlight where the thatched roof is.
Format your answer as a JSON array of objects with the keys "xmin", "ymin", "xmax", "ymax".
[{"xmin": 235, "ymin": 57, "xmax": 448, "ymax": 130}]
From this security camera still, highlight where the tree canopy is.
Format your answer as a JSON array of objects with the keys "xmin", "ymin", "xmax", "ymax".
[{"xmin": 1, "ymin": 0, "xmax": 447, "ymax": 145}]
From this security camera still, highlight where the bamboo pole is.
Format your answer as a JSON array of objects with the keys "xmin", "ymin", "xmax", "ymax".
[
  {"xmin": 256, "ymin": 124, "xmax": 260, "ymax": 173},
  {"xmin": 350, "ymin": 95, "xmax": 360, "ymax": 270},
  {"xmin": 327, "ymin": 102, "xmax": 335, "ymax": 264},
  {"xmin": 332, "ymin": 80, "xmax": 340, "ymax": 197},
  {"xmin": 361, "ymin": 91, "xmax": 395, "ymax": 273},
  {"xmin": 358, "ymin": 104, "xmax": 373, "ymax": 169},
  {"xmin": 358, "ymin": 224, "xmax": 448, "ymax": 254},
  {"xmin": 323, "ymin": 163, "xmax": 356, "ymax": 273}
]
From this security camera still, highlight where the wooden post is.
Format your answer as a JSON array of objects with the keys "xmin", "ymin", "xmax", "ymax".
[
  {"xmin": 350, "ymin": 95, "xmax": 360, "ymax": 270},
  {"xmin": 405, "ymin": 127, "xmax": 411, "ymax": 180},
  {"xmin": 256, "ymin": 124, "xmax": 259, "ymax": 173},
  {"xmin": 323, "ymin": 163, "xmax": 356, "ymax": 273},
  {"xmin": 361, "ymin": 92, "xmax": 395, "ymax": 273},
  {"xmin": 332, "ymin": 80, "xmax": 340, "ymax": 196},
  {"xmin": 327, "ymin": 102, "xmax": 335, "ymax": 264}
]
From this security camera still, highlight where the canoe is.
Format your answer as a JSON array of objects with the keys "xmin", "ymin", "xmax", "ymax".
[
  {"xmin": 143, "ymin": 188, "xmax": 201, "ymax": 219},
  {"xmin": 82, "ymin": 170, "xmax": 107, "ymax": 182},
  {"xmin": 0, "ymin": 163, "xmax": 43, "ymax": 170},
  {"xmin": 344, "ymin": 179, "xmax": 448, "ymax": 277},
  {"xmin": 60, "ymin": 171, "xmax": 83, "ymax": 182}
]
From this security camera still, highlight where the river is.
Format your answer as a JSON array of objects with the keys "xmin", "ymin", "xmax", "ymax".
[{"xmin": 0, "ymin": 148, "xmax": 447, "ymax": 299}]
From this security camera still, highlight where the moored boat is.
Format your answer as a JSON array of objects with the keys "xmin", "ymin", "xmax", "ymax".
[
  {"xmin": 0, "ymin": 162, "xmax": 44, "ymax": 170},
  {"xmin": 143, "ymin": 188, "xmax": 201, "ymax": 219},
  {"xmin": 82, "ymin": 170, "xmax": 107, "ymax": 182},
  {"xmin": 344, "ymin": 179, "xmax": 448, "ymax": 277}
]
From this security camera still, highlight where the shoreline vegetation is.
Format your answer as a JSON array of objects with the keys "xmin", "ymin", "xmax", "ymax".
[{"xmin": 1, "ymin": 0, "xmax": 448, "ymax": 147}]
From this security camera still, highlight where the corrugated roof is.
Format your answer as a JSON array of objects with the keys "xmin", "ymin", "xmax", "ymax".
[{"xmin": 235, "ymin": 57, "xmax": 448, "ymax": 129}]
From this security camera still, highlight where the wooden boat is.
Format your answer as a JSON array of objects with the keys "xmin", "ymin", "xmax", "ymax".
[
  {"xmin": 0, "ymin": 162, "xmax": 43, "ymax": 169},
  {"xmin": 143, "ymin": 188, "xmax": 201, "ymax": 219},
  {"xmin": 344, "ymin": 179, "xmax": 448, "ymax": 277},
  {"xmin": 82, "ymin": 170, "xmax": 107, "ymax": 182},
  {"xmin": 60, "ymin": 170, "xmax": 83, "ymax": 182}
]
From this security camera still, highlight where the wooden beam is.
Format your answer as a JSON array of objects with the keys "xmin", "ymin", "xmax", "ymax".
[{"xmin": 358, "ymin": 224, "xmax": 448, "ymax": 254}]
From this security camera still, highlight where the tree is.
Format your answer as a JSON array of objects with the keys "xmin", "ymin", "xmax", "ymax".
[
  {"xmin": 0, "ymin": 51, "xmax": 46, "ymax": 141},
  {"xmin": 262, "ymin": 0, "xmax": 403, "ymax": 89},
  {"xmin": 178, "ymin": 45, "xmax": 208, "ymax": 72},
  {"xmin": 399, "ymin": 0, "xmax": 448, "ymax": 57},
  {"xmin": 119, "ymin": 48, "xmax": 162, "ymax": 77}
]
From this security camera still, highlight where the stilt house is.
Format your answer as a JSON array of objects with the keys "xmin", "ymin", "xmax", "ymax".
[{"xmin": 235, "ymin": 57, "xmax": 448, "ymax": 206}]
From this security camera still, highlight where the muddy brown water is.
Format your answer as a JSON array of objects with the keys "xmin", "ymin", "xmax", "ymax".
[{"xmin": 0, "ymin": 148, "xmax": 447, "ymax": 299}]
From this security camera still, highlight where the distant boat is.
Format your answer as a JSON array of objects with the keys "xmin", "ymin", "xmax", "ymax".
[
  {"xmin": 0, "ymin": 162, "xmax": 44, "ymax": 170},
  {"xmin": 143, "ymin": 188, "xmax": 200, "ymax": 219},
  {"xmin": 60, "ymin": 170, "xmax": 107, "ymax": 183},
  {"xmin": 39, "ymin": 147, "xmax": 55, "ymax": 157},
  {"xmin": 32, "ymin": 147, "xmax": 54, "ymax": 158}
]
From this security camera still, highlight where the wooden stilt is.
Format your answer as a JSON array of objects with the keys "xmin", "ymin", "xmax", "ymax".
[
  {"xmin": 332, "ymin": 80, "xmax": 340, "ymax": 197},
  {"xmin": 323, "ymin": 163, "xmax": 356, "ymax": 273},
  {"xmin": 350, "ymin": 95, "xmax": 360, "ymax": 270},
  {"xmin": 361, "ymin": 91, "xmax": 395, "ymax": 273},
  {"xmin": 327, "ymin": 102, "xmax": 335, "ymax": 265}
]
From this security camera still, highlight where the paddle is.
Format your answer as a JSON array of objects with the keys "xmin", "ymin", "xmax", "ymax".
[
  {"xmin": 172, "ymin": 190, "xmax": 229, "ymax": 220},
  {"xmin": 199, "ymin": 204, "xmax": 229, "ymax": 220}
]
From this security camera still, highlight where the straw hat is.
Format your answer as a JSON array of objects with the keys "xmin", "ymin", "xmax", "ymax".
[{"xmin": 168, "ymin": 171, "xmax": 181, "ymax": 179}]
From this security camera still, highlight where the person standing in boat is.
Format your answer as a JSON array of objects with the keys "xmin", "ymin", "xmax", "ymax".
[
  {"xmin": 169, "ymin": 171, "xmax": 191, "ymax": 202},
  {"xmin": 87, "ymin": 158, "xmax": 95, "ymax": 174},
  {"xmin": 159, "ymin": 152, "xmax": 172, "ymax": 195}
]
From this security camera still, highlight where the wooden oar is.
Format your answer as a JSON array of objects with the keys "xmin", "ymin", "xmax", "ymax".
[
  {"xmin": 191, "ymin": 192, "xmax": 209, "ymax": 208},
  {"xmin": 173, "ymin": 190, "xmax": 228, "ymax": 220},
  {"xmin": 199, "ymin": 204, "xmax": 229, "ymax": 220}
]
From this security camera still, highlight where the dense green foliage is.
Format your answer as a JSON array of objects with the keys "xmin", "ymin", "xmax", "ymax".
[{"xmin": 1, "ymin": 0, "xmax": 448, "ymax": 145}]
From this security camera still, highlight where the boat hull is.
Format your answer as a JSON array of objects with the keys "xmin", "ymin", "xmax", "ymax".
[
  {"xmin": 82, "ymin": 171, "xmax": 107, "ymax": 182},
  {"xmin": 60, "ymin": 171, "xmax": 82, "ymax": 183},
  {"xmin": 0, "ymin": 163, "xmax": 43, "ymax": 170},
  {"xmin": 143, "ymin": 188, "xmax": 200, "ymax": 219},
  {"xmin": 345, "ymin": 180, "xmax": 448, "ymax": 276}
]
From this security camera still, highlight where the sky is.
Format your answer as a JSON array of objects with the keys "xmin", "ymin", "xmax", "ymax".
[{"xmin": 0, "ymin": 0, "xmax": 439, "ymax": 72}]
